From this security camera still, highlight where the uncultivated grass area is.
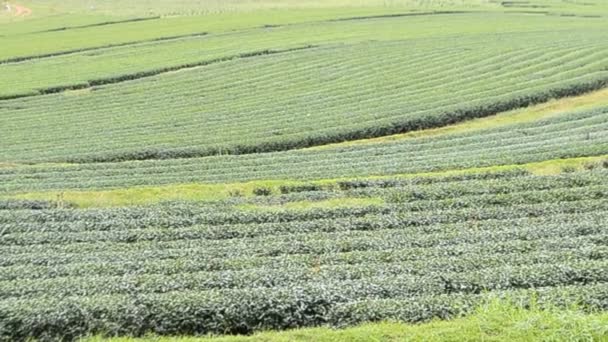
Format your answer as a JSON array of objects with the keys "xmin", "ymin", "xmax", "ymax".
[{"xmin": 7, "ymin": 155, "xmax": 608, "ymax": 207}]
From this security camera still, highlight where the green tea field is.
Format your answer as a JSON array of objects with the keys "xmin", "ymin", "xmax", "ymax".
[{"xmin": 1, "ymin": 0, "xmax": 608, "ymax": 341}]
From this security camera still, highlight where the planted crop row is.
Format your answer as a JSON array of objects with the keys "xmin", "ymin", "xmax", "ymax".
[
  {"xmin": 3, "ymin": 3, "xmax": 608, "ymax": 340},
  {"xmin": 2, "ymin": 170, "xmax": 606, "ymax": 232},
  {"xmin": 3, "ymin": 186, "xmax": 607, "ymax": 246},
  {"xmin": 2, "ymin": 106, "xmax": 607, "ymax": 193},
  {"xmin": 329, "ymin": 282, "xmax": 608, "ymax": 327},
  {"xmin": 2, "ymin": 258, "xmax": 607, "ymax": 301},
  {"xmin": 3, "ymin": 207, "xmax": 605, "ymax": 260},
  {"xmin": 0, "ymin": 199, "xmax": 68, "ymax": 210},
  {"xmin": 1, "ymin": 281, "xmax": 606, "ymax": 340},
  {"xmin": 1, "ymin": 12, "xmax": 492, "ymax": 98},
  {"xmin": 2, "ymin": 232, "xmax": 603, "ymax": 281},
  {"xmin": 248, "ymin": 170, "xmax": 606, "ymax": 204},
  {"xmin": 0, "ymin": 5, "xmax": 462, "ymax": 60}
]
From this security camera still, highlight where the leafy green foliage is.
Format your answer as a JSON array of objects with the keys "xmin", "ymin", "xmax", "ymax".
[
  {"xmin": 1, "ymin": 170, "xmax": 607, "ymax": 340},
  {"xmin": 83, "ymin": 299, "xmax": 608, "ymax": 342}
]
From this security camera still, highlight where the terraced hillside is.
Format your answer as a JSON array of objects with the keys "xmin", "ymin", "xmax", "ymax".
[{"xmin": 1, "ymin": 0, "xmax": 608, "ymax": 341}]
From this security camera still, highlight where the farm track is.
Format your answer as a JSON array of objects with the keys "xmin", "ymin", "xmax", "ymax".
[{"xmin": 11, "ymin": 4, "xmax": 31, "ymax": 17}]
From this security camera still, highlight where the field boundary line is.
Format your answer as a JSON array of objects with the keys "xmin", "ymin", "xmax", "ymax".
[
  {"xmin": 0, "ymin": 31, "xmax": 209, "ymax": 65},
  {"xmin": 328, "ymin": 10, "xmax": 471, "ymax": 22},
  {"xmin": 32, "ymin": 16, "xmax": 161, "ymax": 34},
  {"xmin": 0, "ymin": 10, "xmax": 473, "ymax": 65}
]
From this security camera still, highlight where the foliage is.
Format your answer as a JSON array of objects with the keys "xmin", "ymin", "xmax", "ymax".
[
  {"xmin": 84, "ymin": 299, "xmax": 608, "ymax": 341},
  {"xmin": 1, "ymin": 170, "xmax": 607, "ymax": 340}
]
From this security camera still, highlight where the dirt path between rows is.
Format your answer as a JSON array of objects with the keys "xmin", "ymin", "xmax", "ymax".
[
  {"xmin": 4, "ymin": 3, "xmax": 32, "ymax": 17},
  {"xmin": 14, "ymin": 4, "xmax": 32, "ymax": 16}
]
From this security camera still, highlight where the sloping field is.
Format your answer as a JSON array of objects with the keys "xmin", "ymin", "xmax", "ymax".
[
  {"xmin": 1, "ymin": 13, "xmax": 607, "ymax": 163},
  {"xmin": 4, "ymin": 13, "xmax": 606, "ymax": 97},
  {"xmin": 0, "ymin": 8, "xmax": 432, "ymax": 61},
  {"xmin": 2, "ymin": 169, "xmax": 608, "ymax": 340},
  {"xmin": 2, "ymin": 103, "xmax": 607, "ymax": 193},
  {"xmin": 1, "ymin": 0, "xmax": 608, "ymax": 341}
]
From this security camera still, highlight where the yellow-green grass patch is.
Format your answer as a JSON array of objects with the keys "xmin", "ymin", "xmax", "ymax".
[
  {"xmin": 7, "ymin": 155, "xmax": 607, "ymax": 208},
  {"xmin": 237, "ymin": 197, "xmax": 384, "ymax": 212}
]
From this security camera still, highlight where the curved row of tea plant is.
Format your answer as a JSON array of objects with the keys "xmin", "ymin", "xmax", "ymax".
[
  {"xmin": 245, "ymin": 169, "xmax": 606, "ymax": 204},
  {"xmin": 2, "ymin": 201, "xmax": 606, "ymax": 260},
  {"xmin": 0, "ymin": 6, "xmax": 438, "ymax": 61},
  {"xmin": 2, "ymin": 282, "xmax": 607, "ymax": 341},
  {"xmin": 3, "ymin": 2, "xmax": 608, "ymax": 341},
  {"xmin": 2, "ymin": 231, "xmax": 603, "ymax": 280},
  {"xmin": 1, "ymin": 12, "xmax": 606, "ymax": 99},
  {"xmin": 2, "ymin": 106, "xmax": 607, "ymax": 193},
  {"xmin": 3, "ymin": 191, "xmax": 607, "ymax": 247},
  {"xmin": 3, "ymin": 180, "xmax": 607, "ymax": 244},
  {"xmin": 1, "ymin": 15, "xmax": 608, "ymax": 163}
]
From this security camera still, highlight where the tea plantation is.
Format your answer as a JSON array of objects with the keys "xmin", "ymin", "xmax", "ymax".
[{"xmin": 1, "ymin": 0, "xmax": 608, "ymax": 341}]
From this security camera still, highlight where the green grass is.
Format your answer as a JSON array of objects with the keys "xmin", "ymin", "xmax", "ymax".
[
  {"xmin": 83, "ymin": 299, "xmax": 608, "ymax": 341},
  {"xmin": 0, "ymin": 8, "xmax": 424, "ymax": 60},
  {"xmin": 2, "ymin": 0, "xmax": 607, "ymax": 29},
  {"xmin": 9, "ymin": 12, "xmax": 602, "ymax": 92},
  {"xmin": 237, "ymin": 197, "xmax": 385, "ymax": 211},
  {"xmin": 5, "ymin": 0, "xmax": 608, "ymax": 19},
  {"xmin": 0, "ymin": 1, "xmax": 493, "ymax": 20}
]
